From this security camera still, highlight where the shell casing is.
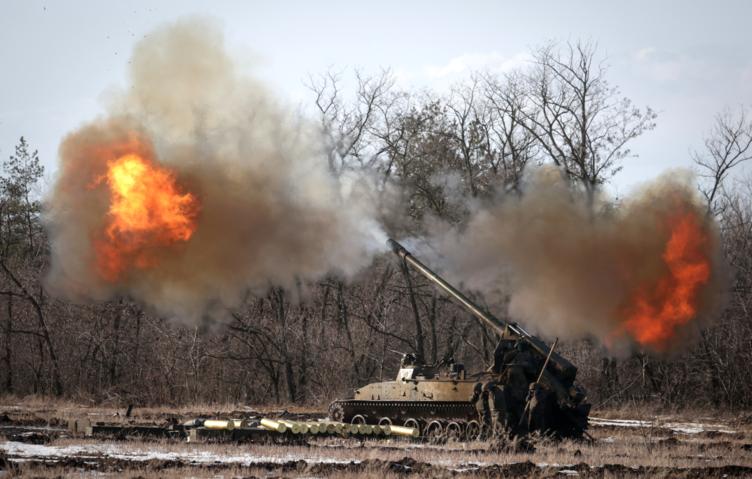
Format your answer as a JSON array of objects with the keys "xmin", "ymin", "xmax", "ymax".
[
  {"xmin": 319, "ymin": 422, "xmax": 337, "ymax": 434},
  {"xmin": 388, "ymin": 424, "xmax": 419, "ymax": 437},
  {"xmin": 260, "ymin": 418, "xmax": 287, "ymax": 433},
  {"xmin": 278, "ymin": 420, "xmax": 303, "ymax": 434}
]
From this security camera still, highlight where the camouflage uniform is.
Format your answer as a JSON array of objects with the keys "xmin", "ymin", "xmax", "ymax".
[
  {"xmin": 485, "ymin": 381, "xmax": 509, "ymax": 436},
  {"xmin": 470, "ymin": 382, "xmax": 490, "ymax": 439},
  {"xmin": 499, "ymin": 341, "xmax": 537, "ymax": 429},
  {"xmin": 525, "ymin": 383, "xmax": 551, "ymax": 432}
]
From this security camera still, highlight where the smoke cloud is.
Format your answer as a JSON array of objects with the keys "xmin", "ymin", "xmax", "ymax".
[
  {"xmin": 45, "ymin": 18, "xmax": 386, "ymax": 318},
  {"xmin": 44, "ymin": 18, "xmax": 723, "ymax": 351},
  {"xmin": 429, "ymin": 166, "xmax": 724, "ymax": 352}
]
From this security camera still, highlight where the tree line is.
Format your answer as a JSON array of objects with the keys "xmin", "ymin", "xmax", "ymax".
[{"xmin": 2, "ymin": 41, "xmax": 752, "ymax": 409}]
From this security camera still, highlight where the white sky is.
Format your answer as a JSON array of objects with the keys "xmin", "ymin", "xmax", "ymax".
[{"xmin": 2, "ymin": 0, "xmax": 751, "ymax": 194}]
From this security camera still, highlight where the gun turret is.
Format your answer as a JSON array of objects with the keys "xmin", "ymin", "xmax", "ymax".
[{"xmin": 387, "ymin": 238, "xmax": 577, "ymax": 383}]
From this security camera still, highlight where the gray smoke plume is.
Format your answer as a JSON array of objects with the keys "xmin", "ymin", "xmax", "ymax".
[
  {"xmin": 45, "ymin": 18, "xmax": 386, "ymax": 318},
  {"xmin": 428, "ymin": 166, "xmax": 724, "ymax": 352}
]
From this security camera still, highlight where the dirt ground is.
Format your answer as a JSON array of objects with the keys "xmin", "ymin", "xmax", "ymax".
[{"xmin": 2, "ymin": 398, "xmax": 752, "ymax": 478}]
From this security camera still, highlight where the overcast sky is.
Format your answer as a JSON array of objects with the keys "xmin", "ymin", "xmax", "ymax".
[{"xmin": 2, "ymin": 0, "xmax": 751, "ymax": 194}]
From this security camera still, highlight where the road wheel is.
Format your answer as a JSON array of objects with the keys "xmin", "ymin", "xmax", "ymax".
[
  {"xmin": 425, "ymin": 420, "xmax": 444, "ymax": 444},
  {"xmin": 465, "ymin": 420, "xmax": 481, "ymax": 441},
  {"xmin": 445, "ymin": 421, "xmax": 462, "ymax": 441},
  {"xmin": 328, "ymin": 402, "xmax": 345, "ymax": 422},
  {"xmin": 403, "ymin": 418, "xmax": 420, "ymax": 436},
  {"xmin": 378, "ymin": 417, "xmax": 392, "ymax": 426}
]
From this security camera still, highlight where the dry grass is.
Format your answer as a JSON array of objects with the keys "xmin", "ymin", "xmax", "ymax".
[
  {"xmin": 3, "ymin": 465, "xmax": 430, "ymax": 479},
  {"xmin": 3, "ymin": 398, "xmax": 752, "ymax": 477},
  {"xmin": 5, "ymin": 425, "xmax": 752, "ymax": 472},
  {"xmin": 0, "ymin": 395, "xmax": 322, "ymax": 427}
]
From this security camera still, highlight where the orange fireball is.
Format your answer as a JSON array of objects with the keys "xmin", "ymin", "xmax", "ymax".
[
  {"xmin": 95, "ymin": 153, "xmax": 198, "ymax": 281},
  {"xmin": 621, "ymin": 210, "xmax": 711, "ymax": 350}
]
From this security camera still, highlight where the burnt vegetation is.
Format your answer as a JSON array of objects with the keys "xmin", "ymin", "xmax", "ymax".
[{"xmin": 1, "ymin": 41, "xmax": 751, "ymax": 410}]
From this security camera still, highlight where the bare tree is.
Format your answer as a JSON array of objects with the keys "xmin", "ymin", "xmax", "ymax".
[
  {"xmin": 520, "ymin": 41, "xmax": 656, "ymax": 194},
  {"xmin": 444, "ymin": 79, "xmax": 486, "ymax": 197},
  {"xmin": 10, "ymin": 50, "xmax": 752, "ymax": 411},
  {"xmin": 693, "ymin": 106, "xmax": 752, "ymax": 214},
  {"xmin": 307, "ymin": 69, "xmax": 394, "ymax": 174},
  {"xmin": 481, "ymin": 71, "xmax": 538, "ymax": 190},
  {"xmin": 0, "ymin": 137, "xmax": 63, "ymax": 396}
]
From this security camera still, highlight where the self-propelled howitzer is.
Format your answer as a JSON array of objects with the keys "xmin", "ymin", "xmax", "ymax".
[{"xmin": 327, "ymin": 239, "xmax": 590, "ymax": 440}]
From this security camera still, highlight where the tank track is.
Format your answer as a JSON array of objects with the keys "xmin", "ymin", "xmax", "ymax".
[
  {"xmin": 328, "ymin": 399, "xmax": 478, "ymax": 441},
  {"xmin": 328, "ymin": 399, "xmax": 588, "ymax": 441},
  {"xmin": 328, "ymin": 400, "xmax": 474, "ymax": 425}
]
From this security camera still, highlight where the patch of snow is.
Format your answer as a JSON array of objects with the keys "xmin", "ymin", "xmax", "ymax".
[
  {"xmin": 452, "ymin": 465, "xmax": 481, "ymax": 473},
  {"xmin": 558, "ymin": 469, "xmax": 579, "ymax": 476},
  {"xmin": 588, "ymin": 417, "xmax": 736, "ymax": 434},
  {"xmin": 588, "ymin": 418, "xmax": 651, "ymax": 428}
]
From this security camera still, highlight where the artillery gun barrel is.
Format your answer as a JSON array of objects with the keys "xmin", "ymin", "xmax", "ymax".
[{"xmin": 387, "ymin": 238, "xmax": 577, "ymax": 382}]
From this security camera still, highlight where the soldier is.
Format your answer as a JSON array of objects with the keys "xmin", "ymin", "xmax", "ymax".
[
  {"xmin": 524, "ymin": 382, "xmax": 550, "ymax": 433},
  {"xmin": 499, "ymin": 341, "xmax": 536, "ymax": 427},
  {"xmin": 485, "ymin": 380, "xmax": 509, "ymax": 437},
  {"xmin": 470, "ymin": 382, "xmax": 490, "ymax": 439},
  {"xmin": 400, "ymin": 353, "xmax": 417, "ymax": 368}
]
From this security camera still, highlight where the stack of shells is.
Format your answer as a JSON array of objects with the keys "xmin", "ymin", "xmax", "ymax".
[{"xmin": 259, "ymin": 418, "xmax": 419, "ymax": 437}]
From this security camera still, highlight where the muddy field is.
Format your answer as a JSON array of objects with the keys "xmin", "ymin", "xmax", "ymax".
[{"xmin": 2, "ymin": 400, "xmax": 752, "ymax": 478}]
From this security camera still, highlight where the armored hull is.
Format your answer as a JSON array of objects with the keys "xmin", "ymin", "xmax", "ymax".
[
  {"xmin": 328, "ymin": 363, "xmax": 486, "ymax": 439},
  {"xmin": 329, "ymin": 376, "xmax": 477, "ymax": 424}
]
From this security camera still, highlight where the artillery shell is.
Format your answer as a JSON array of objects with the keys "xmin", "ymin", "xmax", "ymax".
[
  {"xmin": 278, "ymin": 420, "xmax": 303, "ymax": 434},
  {"xmin": 260, "ymin": 418, "xmax": 287, "ymax": 433},
  {"xmin": 316, "ymin": 421, "xmax": 336, "ymax": 434},
  {"xmin": 327, "ymin": 422, "xmax": 347, "ymax": 434},
  {"xmin": 203, "ymin": 419, "xmax": 234, "ymax": 430},
  {"xmin": 388, "ymin": 425, "xmax": 419, "ymax": 437}
]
